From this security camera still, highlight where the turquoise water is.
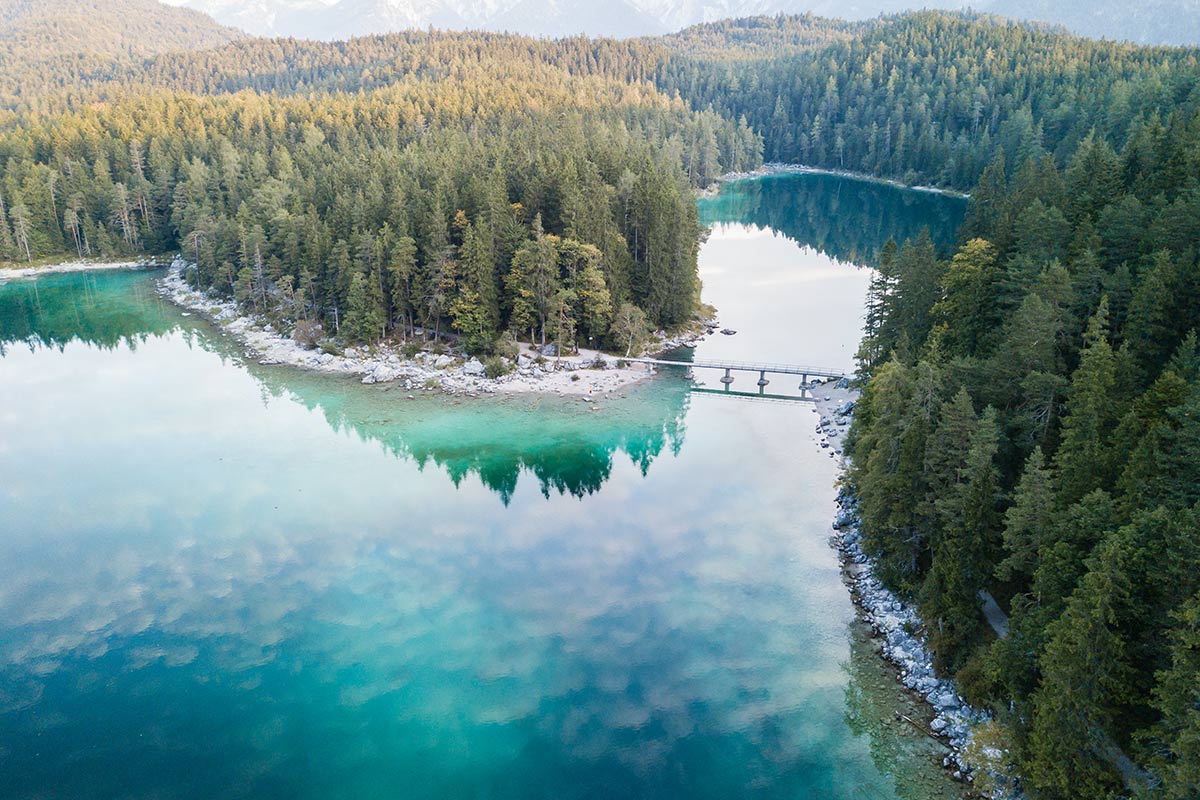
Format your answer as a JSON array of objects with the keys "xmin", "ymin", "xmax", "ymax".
[{"xmin": 0, "ymin": 175, "xmax": 965, "ymax": 800}]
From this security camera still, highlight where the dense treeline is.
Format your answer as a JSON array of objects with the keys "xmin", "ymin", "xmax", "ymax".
[
  {"xmin": 0, "ymin": 0, "xmax": 241, "ymax": 110},
  {"xmin": 0, "ymin": 64, "xmax": 761, "ymax": 350},
  {"xmin": 658, "ymin": 12, "xmax": 1200, "ymax": 189},
  {"xmin": 847, "ymin": 108, "xmax": 1200, "ymax": 796},
  {"xmin": 0, "ymin": 28, "xmax": 672, "ymax": 114},
  {"xmin": 652, "ymin": 14, "xmax": 861, "ymax": 61}
]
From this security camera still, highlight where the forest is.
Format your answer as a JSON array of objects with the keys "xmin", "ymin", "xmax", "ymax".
[
  {"xmin": 848, "ymin": 98, "xmax": 1200, "ymax": 800},
  {"xmin": 0, "ymin": 37, "xmax": 762, "ymax": 352},
  {"xmin": 2, "ymin": 9, "xmax": 1199, "ymax": 797}
]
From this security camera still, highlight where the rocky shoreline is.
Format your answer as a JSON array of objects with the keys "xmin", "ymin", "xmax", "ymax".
[
  {"xmin": 158, "ymin": 260, "xmax": 712, "ymax": 398},
  {"xmin": 812, "ymin": 387, "xmax": 1020, "ymax": 800}
]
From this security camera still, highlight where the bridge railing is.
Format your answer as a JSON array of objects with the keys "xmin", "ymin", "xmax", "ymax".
[{"xmin": 624, "ymin": 357, "xmax": 848, "ymax": 378}]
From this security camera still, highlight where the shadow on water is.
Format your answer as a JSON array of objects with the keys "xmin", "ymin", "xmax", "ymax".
[
  {"xmin": 698, "ymin": 171, "xmax": 966, "ymax": 264},
  {"xmin": 0, "ymin": 269, "xmax": 692, "ymax": 504}
]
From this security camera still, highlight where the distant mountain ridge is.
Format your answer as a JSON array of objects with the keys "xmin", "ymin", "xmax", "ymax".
[
  {"xmin": 0, "ymin": 0, "xmax": 242, "ymax": 103},
  {"xmin": 0, "ymin": 0, "xmax": 242, "ymax": 57},
  {"xmin": 167, "ymin": 0, "xmax": 1200, "ymax": 45}
]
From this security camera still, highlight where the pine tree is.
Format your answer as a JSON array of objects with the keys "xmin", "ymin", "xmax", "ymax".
[
  {"xmin": 1149, "ymin": 590, "xmax": 1200, "ymax": 800},
  {"xmin": 575, "ymin": 255, "xmax": 613, "ymax": 346},
  {"xmin": 387, "ymin": 235, "xmax": 418, "ymax": 337},
  {"xmin": 449, "ymin": 287, "xmax": 491, "ymax": 354},
  {"xmin": 921, "ymin": 405, "xmax": 1001, "ymax": 670},
  {"xmin": 549, "ymin": 288, "xmax": 578, "ymax": 356},
  {"xmin": 1053, "ymin": 298, "xmax": 1118, "ymax": 508},
  {"xmin": 345, "ymin": 271, "xmax": 383, "ymax": 344},
  {"xmin": 457, "ymin": 220, "xmax": 499, "ymax": 337},
  {"xmin": 509, "ymin": 216, "xmax": 559, "ymax": 345},
  {"xmin": 877, "ymin": 231, "xmax": 941, "ymax": 361},
  {"xmin": 930, "ymin": 238, "xmax": 999, "ymax": 356},
  {"xmin": 851, "ymin": 357, "xmax": 940, "ymax": 589},
  {"xmin": 1124, "ymin": 250, "xmax": 1182, "ymax": 380},
  {"xmin": 858, "ymin": 238, "xmax": 898, "ymax": 371},
  {"xmin": 1027, "ymin": 539, "xmax": 1132, "ymax": 800},
  {"xmin": 996, "ymin": 446, "xmax": 1054, "ymax": 584},
  {"xmin": 960, "ymin": 148, "xmax": 1007, "ymax": 244},
  {"xmin": 505, "ymin": 256, "xmax": 537, "ymax": 343}
]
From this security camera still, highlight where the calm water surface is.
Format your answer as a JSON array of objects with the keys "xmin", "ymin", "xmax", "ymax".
[{"xmin": 0, "ymin": 173, "xmax": 965, "ymax": 799}]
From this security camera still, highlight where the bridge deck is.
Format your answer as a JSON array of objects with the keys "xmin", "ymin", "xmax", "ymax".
[{"xmin": 624, "ymin": 357, "xmax": 847, "ymax": 379}]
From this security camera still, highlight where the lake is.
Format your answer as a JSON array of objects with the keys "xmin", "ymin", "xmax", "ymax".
[{"xmin": 0, "ymin": 172, "xmax": 966, "ymax": 800}]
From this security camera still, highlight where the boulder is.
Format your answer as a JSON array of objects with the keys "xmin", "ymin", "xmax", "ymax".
[
  {"xmin": 934, "ymin": 691, "xmax": 959, "ymax": 710},
  {"xmin": 462, "ymin": 357, "xmax": 486, "ymax": 376},
  {"xmin": 433, "ymin": 354, "xmax": 454, "ymax": 369}
]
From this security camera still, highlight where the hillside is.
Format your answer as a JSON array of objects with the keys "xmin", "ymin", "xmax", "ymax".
[
  {"xmin": 171, "ymin": 0, "xmax": 1200, "ymax": 45},
  {"xmin": 0, "ymin": 0, "xmax": 241, "ymax": 57},
  {"xmin": 0, "ymin": 0, "xmax": 241, "ymax": 106}
]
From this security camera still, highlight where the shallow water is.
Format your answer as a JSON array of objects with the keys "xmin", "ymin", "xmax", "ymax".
[{"xmin": 0, "ymin": 174, "xmax": 965, "ymax": 800}]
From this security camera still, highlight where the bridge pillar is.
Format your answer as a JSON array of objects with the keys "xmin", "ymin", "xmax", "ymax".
[
  {"xmin": 720, "ymin": 368, "xmax": 734, "ymax": 389},
  {"xmin": 757, "ymin": 371, "xmax": 769, "ymax": 394}
]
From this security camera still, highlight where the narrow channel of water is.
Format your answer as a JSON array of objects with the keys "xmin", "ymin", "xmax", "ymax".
[{"xmin": 0, "ymin": 172, "xmax": 965, "ymax": 800}]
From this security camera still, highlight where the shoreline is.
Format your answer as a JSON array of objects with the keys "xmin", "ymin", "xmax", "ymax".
[
  {"xmin": 702, "ymin": 163, "xmax": 971, "ymax": 199},
  {"xmin": 158, "ymin": 261, "xmax": 711, "ymax": 399},
  {"xmin": 811, "ymin": 386, "xmax": 1018, "ymax": 800},
  {"xmin": 0, "ymin": 257, "xmax": 168, "ymax": 282}
]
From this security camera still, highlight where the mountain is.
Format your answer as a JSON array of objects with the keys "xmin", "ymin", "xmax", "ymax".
[
  {"xmin": 989, "ymin": 0, "xmax": 1200, "ymax": 47},
  {"xmin": 0, "ymin": 0, "xmax": 242, "ymax": 57},
  {"xmin": 0, "ymin": 0, "xmax": 242, "ymax": 104},
  {"xmin": 170, "ymin": 0, "xmax": 1200, "ymax": 45}
]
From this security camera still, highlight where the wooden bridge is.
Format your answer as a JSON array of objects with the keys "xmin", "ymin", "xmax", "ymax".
[{"xmin": 623, "ymin": 357, "xmax": 849, "ymax": 394}]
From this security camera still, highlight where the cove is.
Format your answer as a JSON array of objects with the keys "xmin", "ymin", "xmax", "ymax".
[{"xmin": 0, "ymin": 173, "xmax": 965, "ymax": 800}]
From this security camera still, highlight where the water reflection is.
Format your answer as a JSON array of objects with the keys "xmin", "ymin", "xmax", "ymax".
[
  {"xmin": 247, "ymin": 366, "xmax": 691, "ymax": 503},
  {"xmin": 0, "ymin": 274, "xmax": 891, "ymax": 796},
  {"xmin": 0, "ymin": 172, "xmax": 971, "ymax": 799},
  {"xmin": 0, "ymin": 268, "xmax": 174, "ymax": 355},
  {"xmin": 0, "ymin": 270, "xmax": 691, "ymax": 503},
  {"xmin": 699, "ymin": 171, "xmax": 966, "ymax": 265}
]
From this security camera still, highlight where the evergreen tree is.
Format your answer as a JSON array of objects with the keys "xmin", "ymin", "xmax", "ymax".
[
  {"xmin": 1028, "ymin": 535, "xmax": 1133, "ymax": 800},
  {"xmin": 921, "ymin": 404, "xmax": 1001, "ymax": 670},
  {"xmin": 930, "ymin": 238, "xmax": 999, "ymax": 356},
  {"xmin": 1148, "ymin": 590, "xmax": 1200, "ymax": 800},
  {"xmin": 345, "ymin": 271, "xmax": 384, "ymax": 344},
  {"xmin": 996, "ymin": 446, "xmax": 1054, "ymax": 585},
  {"xmin": 387, "ymin": 235, "xmax": 418, "ymax": 337},
  {"xmin": 1053, "ymin": 299, "xmax": 1119, "ymax": 508}
]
